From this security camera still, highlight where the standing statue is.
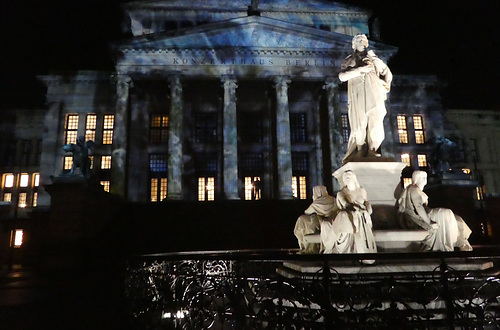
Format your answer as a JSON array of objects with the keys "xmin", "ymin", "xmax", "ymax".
[
  {"xmin": 321, "ymin": 170, "xmax": 377, "ymax": 257},
  {"xmin": 397, "ymin": 171, "xmax": 473, "ymax": 251},
  {"xmin": 339, "ymin": 34, "xmax": 392, "ymax": 163},
  {"xmin": 294, "ymin": 185, "xmax": 336, "ymax": 254},
  {"xmin": 62, "ymin": 136, "xmax": 95, "ymax": 178}
]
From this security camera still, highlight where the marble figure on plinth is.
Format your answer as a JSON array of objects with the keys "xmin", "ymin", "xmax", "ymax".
[
  {"xmin": 294, "ymin": 185, "xmax": 336, "ymax": 254},
  {"xmin": 339, "ymin": 34, "xmax": 392, "ymax": 163},
  {"xmin": 397, "ymin": 171, "xmax": 473, "ymax": 251},
  {"xmin": 321, "ymin": 170, "xmax": 377, "ymax": 257},
  {"xmin": 62, "ymin": 136, "xmax": 95, "ymax": 178}
]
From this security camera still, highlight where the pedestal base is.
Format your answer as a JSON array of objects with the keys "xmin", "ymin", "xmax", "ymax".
[{"xmin": 333, "ymin": 162, "xmax": 407, "ymax": 206}]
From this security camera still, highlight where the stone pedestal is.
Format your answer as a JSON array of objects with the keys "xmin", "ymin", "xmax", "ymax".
[
  {"xmin": 40, "ymin": 176, "xmax": 123, "ymax": 270},
  {"xmin": 333, "ymin": 162, "xmax": 407, "ymax": 206}
]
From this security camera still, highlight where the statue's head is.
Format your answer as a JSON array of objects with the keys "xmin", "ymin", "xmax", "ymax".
[
  {"xmin": 312, "ymin": 185, "xmax": 328, "ymax": 201},
  {"xmin": 352, "ymin": 34, "xmax": 369, "ymax": 52},
  {"xmin": 343, "ymin": 170, "xmax": 360, "ymax": 189},
  {"xmin": 411, "ymin": 170, "xmax": 428, "ymax": 188},
  {"xmin": 62, "ymin": 144, "xmax": 72, "ymax": 153}
]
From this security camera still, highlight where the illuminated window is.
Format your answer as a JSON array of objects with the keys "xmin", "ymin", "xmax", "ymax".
[
  {"xmin": 292, "ymin": 176, "xmax": 307, "ymax": 199},
  {"xmin": 65, "ymin": 114, "xmax": 79, "ymax": 144},
  {"xmin": 18, "ymin": 192, "xmax": 27, "ymax": 208},
  {"xmin": 102, "ymin": 115, "xmax": 114, "ymax": 145},
  {"xmin": 341, "ymin": 114, "xmax": 349, "ymax": 143},
  {"xmin": 244, "ymin": 177, "xmax": 261, "ymax": 200},
  {"xmin": 413, "ymin": 115, "xmax": 425, "ymax": 144},
  {"xmin": 63, "ymin": 156, "xmax": 73, "ymax": 171},
  {"xmin": 33, "ymin": 192, "xmax": 38, "ymax": 207},
  {"xmin": 3, "ymin": 173, "xmax": 14, "ymax": 188},
  {"xmin": 19, "ymin": 173, "xmax": 29, "ymax": 187},
  {"xmin": 3, "ymin": 192, "xmax": 12, "ymax": 202},
  {"xmin": 150, "ymin": 178, "xmax": 158, "ymax": 202},
  {"xmin": 33, "ymin": 173, "xmax": 40, "ymax": 187},
  {"xmin": 149, "ymin": 154, "xmax": 168, "ymax": 202},
  {"xmin": 100, "ymin": 181, "xmax": 110, "ymax": 193},
  {"xmin": 195, "ymin": 113, "xmax": 218, "ymax": 143},
  {"xmin": 89, "ymin": 156, "xmax": 94, "ymax": 169},
  {"xmin": 160, "ymin": 179, "xmax": 168, "ymax": 201},
  {"xmin": 417, "ymin": 154, "xmax": 427, "ymax": 167},
  {"xmin": 290, "ymin": 113, "xmax": 307, "ymax": 143},
  {"xmin": 13, "ymin": 229, "xmax": 23, "ymax": 247},
  {"xmin": 85, "ymin": 114, "xmax": 97, "ymax": 142},
  {"xmin": 150, "ymin": 178, "xmax": 167, "ymax": 202},
  {"xmin": 198, "ymin": 177, "xmax": 215, "ymax": 201},
  {"xmin": 292, "ymin": 152, "xmax": 308, "ymax": 199},
  {"xmin": 101, "ymin": 156, "xmax": 112, "ymax": 170},
  {"xmin": 401, "ymin": 153, "xmax": 411, "ymax": 167},
  {"xmin": 403, "ymin": 178, "xmax": 412, "ymax": 188},
  {"xmin": 397, "ymin": 115, "xmax": 408, "ymax": 144},
  {"xmin": 476, "ymin": 187, "xmax": 484, "ymax": 201},
  {"xmin": 150, "ymin": 115, "xmax": 169, "ymax": 143}
]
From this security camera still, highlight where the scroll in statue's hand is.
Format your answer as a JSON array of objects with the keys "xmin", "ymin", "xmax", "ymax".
[{"xmin": 358, "ymin": 65, "xmax": 375, "ymax": 74}]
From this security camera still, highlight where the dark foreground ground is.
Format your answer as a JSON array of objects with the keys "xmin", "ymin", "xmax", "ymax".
[{"xmin": 0, "ymin": 264, "xmax": 133, "ymax": 329}]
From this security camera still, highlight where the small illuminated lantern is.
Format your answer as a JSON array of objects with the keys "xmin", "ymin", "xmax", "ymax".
[{"xmin": 12, "ymin": 229, "xmax": 23, "ymax": 248}]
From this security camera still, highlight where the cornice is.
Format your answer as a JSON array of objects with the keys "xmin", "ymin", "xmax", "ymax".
[
  {"xmin": 128, "ymin": 7, "xmax": 369, "ymax": 17},
  {"xmin": 446, "ymin": 109, "xmax": 500, "ymax": 119},
  {"xmin": 118, "ymin": 47, "xmax": 344, "ymax": 56},
  {"xmin": 37, "ymin": 72, "xmax": 114, "ymax": 86}
]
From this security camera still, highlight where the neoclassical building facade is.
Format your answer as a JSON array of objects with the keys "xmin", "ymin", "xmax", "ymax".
[{"xmin": 3, "ymin": 0, "xmax": 449, "ymax": 208}]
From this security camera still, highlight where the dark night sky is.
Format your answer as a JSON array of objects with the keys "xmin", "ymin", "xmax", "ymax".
[{"xmin": 0, "ymin": 0, "xmax": 498, "ymax": 110}]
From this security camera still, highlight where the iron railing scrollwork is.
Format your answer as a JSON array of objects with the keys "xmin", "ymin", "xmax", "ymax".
[{"xmin": 125, "ymin": 250, "xmax": 500, "ymax": 329}]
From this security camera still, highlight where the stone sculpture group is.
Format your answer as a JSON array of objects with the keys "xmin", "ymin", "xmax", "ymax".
[
  {"xmin": 294, "ymin": 171, "xmax": 473, "ymax": 255},
  {"xmin": 293, "ymin": 34, "xmax": 472, "ymax": 255}
]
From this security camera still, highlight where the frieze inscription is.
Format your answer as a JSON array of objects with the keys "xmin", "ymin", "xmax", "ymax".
[{"xmin": 170, "ymin": 57, "xmax": 336, "ymax": 67}]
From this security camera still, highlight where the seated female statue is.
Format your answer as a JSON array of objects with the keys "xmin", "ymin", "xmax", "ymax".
[
  {"xmin": 397, "ymin": 170, "xmax": 473, "ymax": 251},
  {"xmin": 321, "ymin": 170, "xmax": 377, "ymax": 256},
  {"xmin": 293, "ymin": 185, "xmax": 336, "ymax": 254}
]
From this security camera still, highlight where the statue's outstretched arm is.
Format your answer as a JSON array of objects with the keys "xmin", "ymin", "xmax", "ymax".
[{"xmin": 339, "ymin": 65, "xmax": 374, "ymax": 82}]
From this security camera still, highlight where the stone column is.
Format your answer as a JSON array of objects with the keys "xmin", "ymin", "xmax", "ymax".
[
  {"xmin": 324, "ymin": 78, "xmax": 341, "ymax": 190},
  {"xmin": 222, "ymin": 76, "xmax": 240, "ymax": 200},
  {"xmin": 111, "ymin": 75, "xmax": 132, "ymax": 197},
  {"xmin": 167, "ymin": 75, "xmax": 184, "ymax": 200},
  {"xmin": 273, "ymin": 76, "xmax": 293, "ymax": 199}
]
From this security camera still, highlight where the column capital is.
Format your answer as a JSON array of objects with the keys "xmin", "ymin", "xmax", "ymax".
[
  {"xmin": 323, "ymin": 77, "xmax": 338, "ymax": 89},
  {"xmin": 221, "ymin": 75, "xmax": 238, "ymax": 89},
  {"xmin": 113, "ymin": 74, "xmax": 134, "ymax": 87},
  {"xmin": 273, "ymin": 76, "xmax": 291, "ymax": 88},
  {"xmin": 168, "ymin": 75, "xmax": 182, "ymax": 89}
]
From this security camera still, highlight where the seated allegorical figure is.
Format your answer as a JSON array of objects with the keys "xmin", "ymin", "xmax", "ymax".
[
  {"xmin": 397, "ymin": 170, "xmax": 473, "ymax": 252},
  {"xmin": 321, "ymin": 170, "xmax": 377, "ymax": 255},
  {"xmin": 293, "ymin": 185, "xmax": 337, "ymax": 254}
]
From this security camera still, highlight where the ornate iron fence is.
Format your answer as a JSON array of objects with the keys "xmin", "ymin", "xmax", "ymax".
[{"xmin": 125, "ymin": 249, "xmax": 500, "ymax": 329}]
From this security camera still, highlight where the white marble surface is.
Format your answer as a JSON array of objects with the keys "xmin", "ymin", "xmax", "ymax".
[
  {"xmin": 333, "ymin": 162, "xmax": 407, "ymax": 205},
  {"xmin": 280, "ymin": 259, "xmax": 494, "ymax": 277}
]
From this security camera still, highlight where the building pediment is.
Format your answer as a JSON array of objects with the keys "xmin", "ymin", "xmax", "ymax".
[
  {"xmin": 114, "ymin": 16, "xmax": 396, "ymax": 79},
  {"xmin": 118, "ymin": 16, "xmax": 358, "ymax": 51}
]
